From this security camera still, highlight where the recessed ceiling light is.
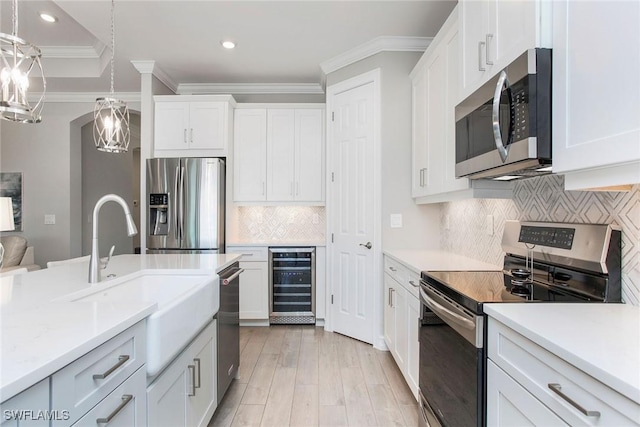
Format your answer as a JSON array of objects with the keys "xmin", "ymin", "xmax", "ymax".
[
  {"xmin": 221, "ymin": 40, "xmax": 236, "ymax": 49},
  {"xmin": 39, "ymin": 12, "xmax": 58, "ymax": 23}
]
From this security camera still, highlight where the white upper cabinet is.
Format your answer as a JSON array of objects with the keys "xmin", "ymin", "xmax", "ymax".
[
  {"xmin": 234, "ymin": 105, "xmax": 324, "ymax": 204},
  {"xmin": 234, "ymin": 109, "xmax": 268, "ymax": 202},
  {"xmin": 154, "ymin": 95, "xmax": 235, "ymax": 157},
  {"xmin": 552, "ymin": 0, "xmax": 640, "ymax": 190},
  {"xmin": 411, "ymin": 7, "xmax": 511, "ymax": 203},
  {"xmin": 459, "ymin": 0, "xmax": 551, "ymax": 102}
]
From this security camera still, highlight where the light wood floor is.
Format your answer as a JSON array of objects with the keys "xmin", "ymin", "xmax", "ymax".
[{"xmin": 208, "ymin": 325, "xmax": 419, "ymax": 427}]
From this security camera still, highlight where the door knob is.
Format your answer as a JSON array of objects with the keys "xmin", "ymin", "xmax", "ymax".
[{"xmin": 359, "ymin": 242, "xmax": 372, "ymax": 250}]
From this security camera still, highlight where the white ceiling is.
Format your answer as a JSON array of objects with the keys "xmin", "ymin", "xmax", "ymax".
[{"xmin": 0, "ymin": 0, "xmax": 457, "ymax": 94}]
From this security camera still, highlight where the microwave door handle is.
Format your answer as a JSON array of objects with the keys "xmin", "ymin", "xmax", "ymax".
[{"xmin": 492, "ymin": 70, "xmax": 514, "ymax": 163}]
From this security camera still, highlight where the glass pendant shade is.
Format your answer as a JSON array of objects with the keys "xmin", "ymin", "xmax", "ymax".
[
  {"xmin": 93, "ymin": 97, "xmax": 130, "ymax": 153},
  {"xmin": 0, "ymin": 1, "xmax": 46, "ymax": 123}
]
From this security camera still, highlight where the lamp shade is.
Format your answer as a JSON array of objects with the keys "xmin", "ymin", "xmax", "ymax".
[{"xmin": 0, "ymin": 197, "xmax": 15, "ymax": 231}]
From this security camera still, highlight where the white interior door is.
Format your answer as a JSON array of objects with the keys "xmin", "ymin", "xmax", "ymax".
[{"xmin": 329, "ymin": 80, "xmax": 376, "ymax": 345}]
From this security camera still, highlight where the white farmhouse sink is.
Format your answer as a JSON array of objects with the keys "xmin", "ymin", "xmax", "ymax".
[{"xmin": 70, "ymin": 271, "xmax": 219, "ymax": 376}]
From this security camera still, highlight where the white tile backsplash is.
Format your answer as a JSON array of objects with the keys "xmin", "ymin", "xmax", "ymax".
[
  {"xmin": 441, "ymin": 175, "xmax": 640, "ymax": 305},
  {"xmin": 231, "ymin": 206, "xmax": 325, "ymax": 242}
]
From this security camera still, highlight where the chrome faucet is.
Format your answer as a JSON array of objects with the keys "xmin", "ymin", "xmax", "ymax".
[{"xmin": 89, "ymin": 194, "xmax": 138, "ymax": 283}]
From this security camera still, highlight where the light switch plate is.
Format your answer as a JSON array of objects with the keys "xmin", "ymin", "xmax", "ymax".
[
  {"xmin": 390, "ymin": 214, "xmax": 403, "ymax": 228},
  {"xmin": 44, "ymin": 214, "xmax": 56, "ymax": 225}
]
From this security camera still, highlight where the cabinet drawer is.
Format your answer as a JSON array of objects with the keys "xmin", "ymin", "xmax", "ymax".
[
  {"xmin": 488, "ymin": 318, "xmax": 640, "ymax": 426},
  {"xmin": 71, "ymin": 367, "xmax": 146, "ymax": 427},
  {"xmin": 0, "ymin": 379, "xmax": 50, "ymax": 427},
  {"xmin": 226, "ymin": 246, "xmax": 268, "ymax": 262},
  {"xmin": 52, "ymin": 322, "xmax": 146, "ymax": 426},
  {"xmin": 406, "ymin": 271, "xmax": 421, "ymax": 299},
  {"xmin": 383, "ymin": 256, "xmax": 408, "ymax": 286}
]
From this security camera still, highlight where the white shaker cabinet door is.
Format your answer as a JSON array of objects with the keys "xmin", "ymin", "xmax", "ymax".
[
  {"xmin": 406, "ymin": 294, "xmax": 420, "ymax": 399},
  {"xmin": 267, "ymin": 109, "xmax": 296, "ymax": 201},
  {"xmin": 238, "ymin": 261, "xmax": 269, "ymax": 320},
  {"xmin": 234, "ymin": 109, "xmax": 267, "ymax": 201},
  {"xmin": 188, "ymin": 102, "xmax": 225, "ymax": 151},
  {"xmin": 154, "ymin": 102, "xmax": 190, "ymax": 151},
  {"xmin": 0, "ymin": 380, "xmax": 50, "ymax": 427},
  {"xmin": 552, "ymin": 0, "xmax": 640, "ymax": 189},
  {"xmin": 295, "ymin": 109, "xmax": 324, "ymax": 202}
]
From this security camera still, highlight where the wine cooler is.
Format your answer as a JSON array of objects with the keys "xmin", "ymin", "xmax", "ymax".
[{"xmin": 269, "ymin": 247, "xmax": 315, "ymax": 324}]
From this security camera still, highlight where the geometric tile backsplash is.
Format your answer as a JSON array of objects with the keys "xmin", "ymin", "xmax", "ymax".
[
  {"xmin": 441, "ymin": 174, "xmax": 640, "ymax": 306},
  {"xmin": 231, "ymin": 206, "xmax": 326, "ymax": 242}
]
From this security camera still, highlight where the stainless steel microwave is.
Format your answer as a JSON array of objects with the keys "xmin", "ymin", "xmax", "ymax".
[{"xmin": 455, "ymin": 49, "xmax": 552, "ymax": 180}]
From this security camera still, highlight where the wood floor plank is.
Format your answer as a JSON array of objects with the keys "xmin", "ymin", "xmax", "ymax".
[
  {"xmin": 260, "ymin": 366, "xmax": 297, "ymax": 426},
  {"xmin": 237, "ymin": 340, "xmax": 266, "ymax": 384},
  {"xmin": 340, "ymin": 367, "xmax": 378, "ymax": 426},
  {"xmin": 207, "ymin": 382, "xmax": 247, "ymax": 427},
  {"xmin": 289, "ymin": 384, "xmax": 319, "ymax": 427},
  {"xmin": 278, "ymin": 327, "xmax": 302, "ymax": 368},
  {"xmin": 230, "ymin": 404, "xmax": 265, "ymax": 427},
  {"xmin": 399, "ymin": 404, "xmax": 420, "ymax": 427},
  {"xmin": 242, "ymin": 353, "xmax": 279, "ymax": 405},
  {"xmin": 318, "ymin": 405, "xmax": 348, "ymax": 427},
  {"xmin": 336, "ymin": 334, "xmax": 359, "ymax": 368},
  {"xmin": 357, "ymin": 346, "xmax": 388, "ymax": 385},
  {"xmin": 376, "ymin": 351, "xmax": 417, "ymax": 406},
  {"xmin": 367, "ymin": 383, "xmax": 406, "ymax": 427},
  {"xmin": 296, "ymin": 340, "xmax": 319, "ymax": 385},
  {"xmin": 318, "ymin": 343, "xmax": 345, "ymax": 406},
  {"xmin": 261, "ymin": 326, "xmax": 286, "ymax": 355}
]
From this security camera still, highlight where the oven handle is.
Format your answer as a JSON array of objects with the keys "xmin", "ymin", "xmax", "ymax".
[{"xmin": 420, "ymin": 287, "xmax": 475, "ymax": 331}]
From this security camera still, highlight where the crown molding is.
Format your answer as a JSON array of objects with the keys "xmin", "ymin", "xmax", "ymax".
[
  {"xmin": 40, "ymin": 42, "xmax": 105, "ymax": 59},
  {"xmin": 177, "ymin": 83, "xmax": 325, "ymax": 95},
  {"xmin": 31, "ymin": 92, "xmax": 142, "ymax": 103},
  {"xmin": 320, "ymin": 36, "xmax": 432, "ymax": 75},
  {"xmin": 130, "ymin": 60, "xmax": 178, "ymax": 93}
]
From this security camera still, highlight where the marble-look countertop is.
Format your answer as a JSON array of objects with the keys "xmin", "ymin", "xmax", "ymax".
[
  {"xmin": 0, "ymin": 253, "xmax": 240, "ymax": 402},
  {"xmin": 383, "ymin": 249, "xmax": 502, "ymax": 273},
  {"xmin": 484, "ymin": 303, "xmax": 640, "ymax": 405},
  {"xmin": 227, "ymin": 240, "xmax": 326, "ymax": 247}
]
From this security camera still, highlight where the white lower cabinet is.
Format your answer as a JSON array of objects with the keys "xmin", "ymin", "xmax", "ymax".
[
  {"xmin": 147, "ymin": 319, "xmax": 217, "ymax": 427},
  {"xmin": 0, "ymin": 379, "xmax": 50, "ymax": 427},
  {"xmin": 72, "ymin": 367, "xmax": 147, "ymax": 427},
  {"xmin": 226, "ymin": 246, "xmax": 269, "ymax": 321},
  {"xmin": 487, "ymin": 317, "xmax": 640, "ymax": 426},
  {"xmin": 383, "ymin": 255, "xmax": 420, "ymax": 400}
]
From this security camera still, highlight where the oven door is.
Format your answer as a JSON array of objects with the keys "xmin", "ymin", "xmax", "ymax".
[{"xmin": 418, "ymin": 282, "xmax": 484, "ymax": 427}]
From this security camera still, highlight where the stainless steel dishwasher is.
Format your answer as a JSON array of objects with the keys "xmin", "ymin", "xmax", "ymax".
[{"xmin": 216, "ymin": 262, "xmax": 242, "ymax": 403}]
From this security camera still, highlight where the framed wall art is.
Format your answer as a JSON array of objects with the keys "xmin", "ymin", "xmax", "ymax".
[{"xmin": 0, "ymin": 172, "xmax": 23, "ymax": 231}]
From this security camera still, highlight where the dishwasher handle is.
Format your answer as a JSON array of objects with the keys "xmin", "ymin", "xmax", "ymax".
[{"xmin": 222, "ymin": 268, "xmax": 244, "ymax": 285}]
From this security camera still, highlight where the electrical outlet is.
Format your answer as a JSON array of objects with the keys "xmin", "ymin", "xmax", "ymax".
[
  {"xmin": 486, "ymin": 215, "xmax": 494, "ymax": 236},
  {"xmin": 390, "ymin": 214, "xmax": 403, "ymax": 228},
  {"xmin": 44, "ymin": 214, "xmax": 56, "ymax": 225}
]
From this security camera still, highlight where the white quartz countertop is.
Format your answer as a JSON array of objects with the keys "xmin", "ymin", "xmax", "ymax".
[
  {"xmin": 484, "ymin": 303, "xmax": 640, "ymax": 404},
  {"xmin": 0, "ymin": 253, "xmax": 240, "ymax": 401},
  {"xmin": 383, "ymin": 249, "xmax": 502, "ymax": 273},
  {"xmin": 227, "ymin": 241, "xmax": 326, "ymax": 247}
]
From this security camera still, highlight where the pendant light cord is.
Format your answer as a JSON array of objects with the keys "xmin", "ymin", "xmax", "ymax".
[
  {"xmin": 12, "ymin": 0, "xmax": 18, "ymax": 37},
  {"xmin": 110, "ymin": 0, "xmax": 115, "ymax": 95}
]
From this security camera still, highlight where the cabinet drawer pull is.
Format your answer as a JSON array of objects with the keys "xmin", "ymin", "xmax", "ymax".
[
  {"xmin": 409, "ymin": 280, "xmax": 418, "ymax": 288},
  {"xmin": 188, "ymin": 364, "xmax": 196, "ymax": 396},
  {"xmin": 548, "ymin": 383, "xmax": 601, "ymax": 417},
  {"xmin": 96, "ymin": 394, "xmax": 133, "ymax": 424},
  {"xmin": 93, "ymin": 355, "xmax": 130, "ymax": 380},
  {"xmin": 194, "ymin": 358, "xmax": 202, "ymax": 389},
  {"xmin": 183, "ymin": 129, "xmax": 187, "ymax": 144},
  {"xmin": 485, "ymin": 34, "xmax": 494, "ymax": 65}
]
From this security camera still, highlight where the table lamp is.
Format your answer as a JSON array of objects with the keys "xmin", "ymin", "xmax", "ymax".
[{"xmin": 0, "ymin": 197, "xmax": 15, "ymax": 268}]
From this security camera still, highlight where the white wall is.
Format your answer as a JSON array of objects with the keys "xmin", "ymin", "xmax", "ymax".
[
  {"xmin": 0, "ymin": 100, "xmax": 140, "ymax": 267},
  {"xmin": 326, "ymin": 51, "xmax": 441, "ymax": 250}
]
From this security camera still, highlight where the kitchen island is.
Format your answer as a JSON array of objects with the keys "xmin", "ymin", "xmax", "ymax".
[{"xmin": 0, "ymin": 253, "xmax": 239, "ymax": 403}]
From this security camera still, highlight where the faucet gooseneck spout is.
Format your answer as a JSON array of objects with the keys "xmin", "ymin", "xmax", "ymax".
[{"xmin": 89, "ymin": 194, "xmax": 138, "ymax": 283}]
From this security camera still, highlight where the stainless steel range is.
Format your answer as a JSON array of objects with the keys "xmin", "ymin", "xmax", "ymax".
[{"xmin": 418, "ymin": 220, "xmax": 622, "ymax": 427}]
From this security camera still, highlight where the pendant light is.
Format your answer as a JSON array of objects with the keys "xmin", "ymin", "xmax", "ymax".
[
  {"xmin": 0, "ymin": 0, "xmax": 46, "ymax": 123},
  {"xmin": 93, "ymin": 0, "xmax": 130, "ymax": 153}
]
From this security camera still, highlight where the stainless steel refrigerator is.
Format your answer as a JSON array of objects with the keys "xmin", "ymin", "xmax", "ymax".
[{"xmin": 147, "ymin": 157, "xmax": 224, "ymax": 253}]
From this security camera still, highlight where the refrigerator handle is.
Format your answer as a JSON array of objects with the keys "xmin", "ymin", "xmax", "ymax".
[
  {"xmin": 174, "ymin": 165, "xmax": 180, "ymax": 241},
  {"xmin": 179, "ymin": 166, "xmax": 185, "ymax": 241}
]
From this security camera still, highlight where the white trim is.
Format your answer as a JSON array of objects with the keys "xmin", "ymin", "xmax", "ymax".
[
  {"xmin": 41, "ymin": 43, "xmax": 105, "ymax": 59},
  {"xmin": 30, "ymin": 92, "xmax": 142, "ymax": 103},
  {"xmin": 234, "ymin": 103, "xmax": 325, "ymax": 109},
  {"xmin": 320, "ymin": 36, "xmax": 432, "ymax": 75},
  {"xmin": 324, "ymin": 68, "xmax": 382, "ymax": 347},
  {"xmin": 130, "ymin": 60, "xmax": 178, "ymax": 93},
  {"xmin": 177, "ymin": 83, "xmax": 325, "ymax": 95}
]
